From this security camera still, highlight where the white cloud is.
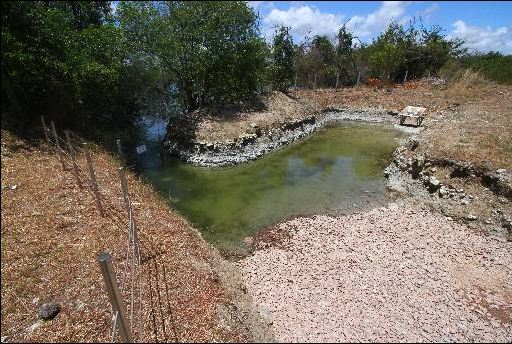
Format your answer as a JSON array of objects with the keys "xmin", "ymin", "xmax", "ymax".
[
  {"xmin": 448, "ymin": 20, "xmax": 512, "ymax": 54},
  {"xmin": 418, "ymin": 2, "xmax": 439, "ymax": 22},
  {"xmin": 347, "ymin": 1, "xmax": 412, "ymax": 38},
  {"xmin": 263, "ymin": 5, "xmax": 345, "ymax": 39}
]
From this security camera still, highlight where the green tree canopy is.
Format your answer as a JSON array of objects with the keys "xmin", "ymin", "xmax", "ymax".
[
  {"xmin": 117, "ymin": 1, "xmax": 269, "ymax": 113},
  {"xmin": 271, "ymin": 26, "xmax": 295, "ymax": 91},
  {"xmin": 1, "ymin": 1, "xmax": 136, "ymax": 134}
]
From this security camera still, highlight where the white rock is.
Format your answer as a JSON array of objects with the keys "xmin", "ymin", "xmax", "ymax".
[{"xmin": 466, "ymin": 214, "xmax": 477, "ymax": 221}]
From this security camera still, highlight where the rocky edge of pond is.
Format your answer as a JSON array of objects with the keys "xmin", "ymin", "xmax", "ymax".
[
  {"xmin": 163, "ymin": 107, "xmax": 419, "ymax": 168},
  {"xmin": 384, "ymin": 134, "xmax": 512, "ymax": 238},
  {"xmin": 163, "ymin": 104, "xmax": 511, "ymax": 238}
]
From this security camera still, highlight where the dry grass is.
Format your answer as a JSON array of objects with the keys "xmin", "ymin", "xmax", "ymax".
[
  {"xmin": 1, "ymin": 130, "xmax": 253, "ymax": 342},
  {"xmin": 189, "ymin": 79, "xmax": 511, "ymax": 170},
  {"xmin": 194, "ymin": 91, "xmax": 320, "ymax": 142},
  {"xmin": 297, "ymin": 79, "xmax": 512, "ymax": 170}
]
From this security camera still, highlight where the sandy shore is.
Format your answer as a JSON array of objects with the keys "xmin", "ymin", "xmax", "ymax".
[{"xmin": 237, "ymin": 205, "xmax": 512, "ymax": 342}]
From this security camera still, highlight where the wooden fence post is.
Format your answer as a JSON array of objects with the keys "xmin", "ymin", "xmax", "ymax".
[
  {"xmin": 403, "ymin": 70, "xmax": 409, "ymax": 83},
  {"xmin": 65, "ymin": 130, "xmax": 82, "ymax": 189},
  {"xmin": 356, "ymin": 72, "xmax": 361, "ymax": 86},
  {"xmin": 118, "ymin": 167, "xmax": 140, "ymax": 257},
  {"xmin": 97, "ymin": 252, "xmax": 133, "ymax": 343},
  {"xmin": 41, "ymin": 116, "xmax": 51, "ymax": 145},
  {"xmin": 117, "ymin": 139, "xmax": 125, "ymax": 162},
  {"xmin": 50, "ymin": 120, "xmax": 66, "ymax": 171},
  {"xmin": 83, "ymin": 143, "xmax": 104, "ymax": 216}
]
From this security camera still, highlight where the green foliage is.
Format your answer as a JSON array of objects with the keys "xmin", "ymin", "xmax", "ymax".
[
  {"xmin": 117, "ymin": 1, "xmax": 268, "ymax": 113},
  {"xmin": 293, "ymin": 34, "xmax": 337, "ymax": 89},
  {"xmin": 271, "ymin": 26, "xmax": 295, "ymax": 91},
  {"xmin": 363, "ymin": 22, "xmax": 465, "ymax": 82},
  {"xmin": 2, "ymin": 1, "xmax": 509, "ymax": 138},
  {"xmin": 460, "ymin": 52, "xmax": 512, "ymax": 85},
  {"xmin": 1, "ymin": 1, "xmax": 137, "ymax": 135},
  {"xmin": 336, "ymin": 25, "xmax": 358, "ymax": 85}
]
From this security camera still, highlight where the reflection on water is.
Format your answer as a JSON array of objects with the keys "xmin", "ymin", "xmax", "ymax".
[{"xmin": 131, "ymin": 123, "xmax": 402, "ymax": 249}]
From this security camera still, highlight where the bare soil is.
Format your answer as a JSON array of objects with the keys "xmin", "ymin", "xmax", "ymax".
[
  {"xmin": 194, "ymin": 91, "xmax": 320, "ymax": 142},
  {"xmin": 193, "ymin": 79, "xmax": 512, "ymax": 170},
  {"xmin": 0, "ymin": 130, "xmax": 270, "ymax": 343}
]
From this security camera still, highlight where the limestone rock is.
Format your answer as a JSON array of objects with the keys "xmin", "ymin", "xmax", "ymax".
[{"xmin": 428, "ymin": 176, "xmax": 441, "ymax": 192}]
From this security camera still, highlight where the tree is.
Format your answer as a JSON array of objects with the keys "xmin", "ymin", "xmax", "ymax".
[
  {"xmin": 366, "ymin": 22, "xmax": 407, "ymax": 81},
  {"xmin": 336, "ymin": 25, "xmax": 358, "ymax": 86},
  {"xmin": 271, "ymin": 26, "xmax": 295, "ymax": 92},
  {"xmin": 310, "ymin": 35, "xmax": 336, "ymax": 88},
  {"xmin": 1, "ymin": 1, "xmax": 138, "ymax": 134},
  {"xmin": 117, "ymin": 1, "xmax": 269, "ymax": 114}
]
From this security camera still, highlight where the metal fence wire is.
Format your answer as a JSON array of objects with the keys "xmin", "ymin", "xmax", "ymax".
[{"xmin": 40, "ymin": 116, "xmax": 152, "ymax": 343}]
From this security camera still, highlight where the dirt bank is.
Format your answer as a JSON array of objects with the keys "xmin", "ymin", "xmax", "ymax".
[
  {"xmin": 166, "ymin": 108, "xmax": 417, "ymax": 167},
  {"xmin": 238, "ymin": 204, "xmax": 512, "ymax": 342},
  {"xmin": 165, "ymin": 79, "xmax": 511, "ymax": 170},
  {"xmin": 0, "ymin": 130, "xmax": 271, "ymax": 343}
]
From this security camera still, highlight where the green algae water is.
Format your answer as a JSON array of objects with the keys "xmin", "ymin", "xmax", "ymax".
[{"xmin": 133, "ymin": 123, "xmax": 402, "ymax": 250}]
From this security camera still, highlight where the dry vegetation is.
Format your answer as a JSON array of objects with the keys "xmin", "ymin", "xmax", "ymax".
[
  {"xmin": 194, "ymin": 91, "xmax": 320, "ymax": 142},
  {"xmin": 1, "ymin": 130, "xmax": 264, "ymax": 342},
  {"xmin": 297, "ymin": 75, "xmax": 512, "ymax": 170},
  {"xmin": 189, "ymin": 75, "xmax": 512, "ymax": 171}
]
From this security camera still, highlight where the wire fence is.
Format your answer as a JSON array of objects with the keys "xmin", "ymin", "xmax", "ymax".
[{"xmin": 40, "ymin": 116, "xmax": 175, "ymax": 343}]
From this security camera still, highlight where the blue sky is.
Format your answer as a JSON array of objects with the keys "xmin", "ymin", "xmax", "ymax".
[{"xmin": 249, "ymin": 1, "xmax": 512, "ymax": 54}]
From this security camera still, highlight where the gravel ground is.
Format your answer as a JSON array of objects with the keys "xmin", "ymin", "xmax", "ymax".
[{"xmin": 238, "ymin": 205, "xmax": 512, "ymax": 342}]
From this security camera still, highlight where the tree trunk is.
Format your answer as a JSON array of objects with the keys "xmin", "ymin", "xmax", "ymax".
[{"xmin": 403, "ymin": 70, "xmax": 409, "ymax": 83}]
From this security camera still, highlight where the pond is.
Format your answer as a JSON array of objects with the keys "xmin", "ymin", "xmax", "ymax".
[{"xmin": 130, "ymin": 121, "xmax": 403, "ymax": 252}]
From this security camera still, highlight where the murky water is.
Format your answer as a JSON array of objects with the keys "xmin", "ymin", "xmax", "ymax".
[{"xmin": 131, "ymin": 122, "xmax": 402, "ymax": 250}]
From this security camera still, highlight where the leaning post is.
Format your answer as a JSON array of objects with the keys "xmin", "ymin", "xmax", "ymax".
[
  {"xmin": 41, "ymin": 116, "xmax": 51, "ymax": 145},
  {"xmin": 65, "ymin": 130, "xmax": 82, "ymax": 189},
  {"xmin": 97, "ymin": 252, "xmax": 133, "ymax": 343},
  {"xmin": 83, "ymin": 143, "xmax": 104, "ymax": 216},
  {"xmin": 50, "ymin": 120, "xmax": 66, "ymax": 171}
]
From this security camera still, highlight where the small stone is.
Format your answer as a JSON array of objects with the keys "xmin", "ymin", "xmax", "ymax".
[
  {"xmin": 461, "ymin": 199, "xmax": 470, "ymax": 205},
  {"xmin": 466, "ymin": 214, "xmax": 477, "ymax": 221},
  {"xmin": 485, "ymin": 219, "xmax": 492, "ymax": 225},
  {"xmin": 429, "ymin": 176, "xmax": 441, "ymax": 192},
  {"xmin": 38, "ymin": 303, "xmax": 60, "ymax": 321},
  {"xmin": 439, "ymin": 186, "xmax": 449, "ymax": 197},
  {"xmin": 10, "ymin": 184, "xmax": 17, "ymax": 190},
  {"xmin": 496, "ymin": 169, "xmax": 506, "ymax": 174},
  {"xmin": 457, "ymin": 188, "xmax": 464, "ymax": 193}
]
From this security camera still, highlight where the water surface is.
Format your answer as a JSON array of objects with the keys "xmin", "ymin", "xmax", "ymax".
[{"xmin": 133, "ymin": 123, "xmax": 402, "ymax": 249}]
